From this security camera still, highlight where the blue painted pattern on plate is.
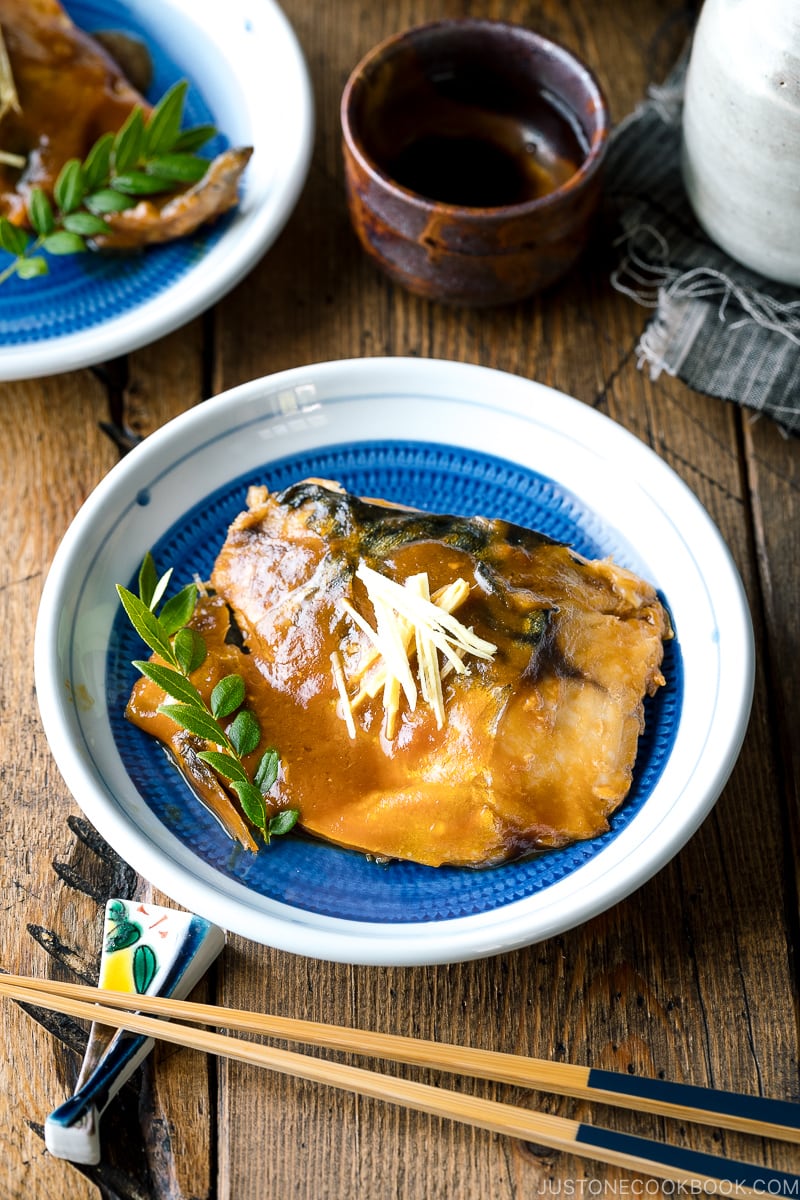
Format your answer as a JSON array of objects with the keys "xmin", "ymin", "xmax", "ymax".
[
  {"xmin": 106, "ymin": 441, "xmax": 683, "ymax": 924},
  {"xmin": 0, "ymin": 0, "xmax": 229, "ymax": 345}
]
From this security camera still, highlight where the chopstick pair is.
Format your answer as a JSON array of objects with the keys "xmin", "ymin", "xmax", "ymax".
[{"xmin": 2, "ymin": 970, "xmax": 798, "ymax": 1195}]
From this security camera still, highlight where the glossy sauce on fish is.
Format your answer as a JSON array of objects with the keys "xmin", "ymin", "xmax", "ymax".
[{"xmin": 126, "ymin": 480, "xmax": 672, "ymax": 868}]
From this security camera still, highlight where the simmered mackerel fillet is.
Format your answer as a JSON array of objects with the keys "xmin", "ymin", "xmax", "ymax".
[
  {"xmin": 0, "ymin": 0, "xmax": 250, "ymax": 245},
  {"xmin": 126, "ymin": 480, "xmax": 672, "ymax": 867}
]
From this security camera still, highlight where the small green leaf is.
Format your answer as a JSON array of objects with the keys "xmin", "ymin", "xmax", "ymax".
[
  {"xmin": 159, "ymin": 583, "xmax": 198, "ymax": 635},
  {"xmin": 133, "ymin": 660, "xmax": 205, "ymax": 707},
  {"xmin": 133, "ymin": 943, "xmax": 157, "ymax": 994},
  {"xmin": 111, "ymin": 171, "xmax": 178, "ymax": 196},
  {"xmin": 228, "ymin": 709, "xmax": 260, "ymax": 758},
  {"xmin": 54, "ymin": 159, "xmax": 86, "ymax": 214},
  {"xmin": 233, "ymin": 781, "xmax": 267, "ymax": 830},
  {"xmin": 63, "ymin": 211, "xmax": 110, "ymax": 238},
  {"xmin": 85, "ymin": 188, "xmax": 138, "ymax": 214},
  {"xmin": 145, "ymin": 154, "xmax": 210, "ymax": 185},
  {"xmin": 112, "ymin": 106, "xmax": 146, "ymax": 173},
  {"xmin": 116, "ymin": 585, "xmax": 177, "ymax": 663},
  {"xmin": 197, "ymin": 749, "xmax": 249, "ymax": 784},
  {"xmin": 118, "ymin": 552, "xmax": 288, "ymax": 846},
  {"xmin": 174, "ymin": 626, "xmax": 207, "ymax": 675},
  {"xmin": 28, "ymin": 189, "xmax": 55, "ymax": 236},
  {"xmin": 108, "ymin": 899, "xmax": 127, "ymax": 923},
  {"xmin": 138, "ymin": 553, "xmax": 158, "ymax": 606},
  {"xmin": 268, "ymin": 809, "xmax": 299, "ymax": 838},
  {"xmin": 105, "ymin": 919, "xmax": 141, "ymax": 954},
  {"xmin": 83, "ymin": 131, "xmax": 114, "ymax": 190},
  {"xmin": 42, "ymin": 231, "xmax": 87, "ymax": 255},
  {"xmin": 172, "ymin": 124, "xmax": 218, "ymax": 154},
  {"xmin": 0, "ymin": 217, "xmax": 29, "ymax": 257},
  {"xmin": 254, "ymin": 748, "xmax": 279, "ymax": 794},
  {"xmin": 144, "ymin": 79, "xmax": 188, "ymax": 156},
  {"xmin": 210, "ymin": 674, "xmax": 245, "ymax": 719},
  {"xmin": 159, "ymin": 701, "xmax": 226, "ymax": 746},
  {"xmin": 16, "ymin": 256, "xmax": 48, "ymax": 279}
]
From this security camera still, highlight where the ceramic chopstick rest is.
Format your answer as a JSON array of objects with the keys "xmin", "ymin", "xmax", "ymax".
[{"xmin": 44, "ymin": 899, "xmax": 225, "ymax": 1165}]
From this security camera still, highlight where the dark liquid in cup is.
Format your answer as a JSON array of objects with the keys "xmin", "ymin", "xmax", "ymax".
[{"xmin": 382, "ymin": 90, "xmax": 587, "ymax": 208}]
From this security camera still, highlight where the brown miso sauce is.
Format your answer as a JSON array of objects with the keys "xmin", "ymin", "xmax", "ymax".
[{"xmin": 379, "ymin": 89, "xmax": 587, "ymax": 208}]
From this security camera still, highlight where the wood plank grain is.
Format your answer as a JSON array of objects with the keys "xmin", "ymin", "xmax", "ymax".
[
  {"xmin": 742, "ymin": 413, "xmax": 800, "ymax": 1016},
  {"xmin": 123, "ymin": 320, "xmax": 208, "ymax": 438},
  {"xmin": 0, "ymin": 370, "xmax": 116, "ymax": 1200}
]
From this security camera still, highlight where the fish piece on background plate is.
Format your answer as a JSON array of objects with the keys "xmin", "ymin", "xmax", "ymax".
[
  {"xmin": 0, "ymin": 0, "xmax": 250, "ymax": 245},
  {"xmin": 126, "ymin": 479, "xmax": 673, "ymax": 868}
]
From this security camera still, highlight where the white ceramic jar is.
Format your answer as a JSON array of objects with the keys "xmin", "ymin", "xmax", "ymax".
[{"xmin": 681, "ymin": 0, "xmax": 800, "ymax": 286}]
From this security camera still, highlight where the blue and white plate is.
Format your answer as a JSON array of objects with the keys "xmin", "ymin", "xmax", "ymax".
[
  {"xmin": 34, "ymin": 358, "xmax": 754, "ymax": 965},
  {"xmin": 0, "ymin": 0, "xmax": 313, "ymax": 380}
]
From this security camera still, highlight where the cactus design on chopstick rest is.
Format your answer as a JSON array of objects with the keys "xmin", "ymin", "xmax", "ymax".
[{"xmin": 44, "ymin": 899, "xmax": 225, "ymax": 1166}]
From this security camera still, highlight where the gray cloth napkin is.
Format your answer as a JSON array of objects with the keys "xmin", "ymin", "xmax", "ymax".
[{"xmin": 605, "ymin": 57, "xmax": 800, "ymax": 436}]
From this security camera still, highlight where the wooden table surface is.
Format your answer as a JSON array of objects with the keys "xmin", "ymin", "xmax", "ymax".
[{"xmin": 2, "ymin": 1, "xmax": 799, "ymax": 1197}]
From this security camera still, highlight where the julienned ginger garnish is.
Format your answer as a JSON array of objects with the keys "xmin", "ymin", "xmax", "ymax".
[{"xmin": 332, "ymin": 560, "xmax": 497, "ymax": 739}]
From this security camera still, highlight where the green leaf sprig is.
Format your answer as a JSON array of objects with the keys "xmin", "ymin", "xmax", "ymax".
[
  {"xmin": 117, "ymin": 552, "xmax": 298, "ymax": 846},
  {"xmin": 0, "ymin": 80, "xmax": 218, "ymax": 285}
]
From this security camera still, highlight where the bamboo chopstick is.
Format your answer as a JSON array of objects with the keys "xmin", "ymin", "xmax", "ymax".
[
  {"xmin": 2, "ymin": 974, "xmax": 798, "ymax": 1195},
  {"xmin": 2, "ymin": 972, "xmax": 796, "ymax": 1144}
]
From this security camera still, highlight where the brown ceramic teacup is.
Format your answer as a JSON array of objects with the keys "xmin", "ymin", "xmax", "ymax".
[{"xmin": 341, "ymin": 19, "xmax": 609, "ymax": 306}]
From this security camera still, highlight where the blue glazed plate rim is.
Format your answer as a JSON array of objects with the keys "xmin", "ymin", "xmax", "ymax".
[{"xmin": 104, "ymin": 437, "xmax": 684, "ymax": 925}]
